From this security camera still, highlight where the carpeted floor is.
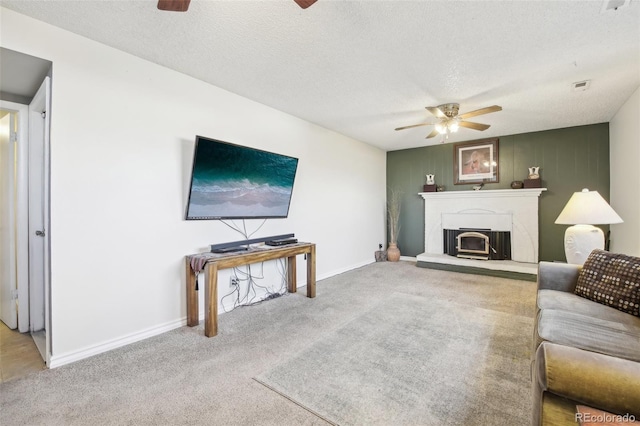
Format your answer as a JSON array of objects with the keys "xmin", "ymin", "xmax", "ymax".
[
  {"xmin": 256, "ymin": 292, "xmax": 533, "ymax": 425},
  {"xmin": 0, "ymin": 261, "xmax": 537, "ymax": 425}
]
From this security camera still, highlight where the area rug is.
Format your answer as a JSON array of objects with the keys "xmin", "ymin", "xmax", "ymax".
[{"xmin": 255, "ymin": 291, "xmax": 533, "ymax": 425}]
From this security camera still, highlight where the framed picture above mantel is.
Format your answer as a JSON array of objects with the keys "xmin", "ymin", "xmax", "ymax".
[{"xmin": 453, "ymin": 138, "xmax": 499, "ymax": 185}]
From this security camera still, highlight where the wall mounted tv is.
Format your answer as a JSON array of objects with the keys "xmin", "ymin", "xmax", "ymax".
[{"xmin": 185, "ymin": 136, "xmax": 299, "ymax": 220}]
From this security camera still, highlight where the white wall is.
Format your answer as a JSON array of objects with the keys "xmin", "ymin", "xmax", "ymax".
[
  {"xmin": 1, "ymin": 8, "xmax": 386, "ymax": 366},
  {"xmin": 610, "ymin": 86, "xmax": 640, "ymax": 256}
]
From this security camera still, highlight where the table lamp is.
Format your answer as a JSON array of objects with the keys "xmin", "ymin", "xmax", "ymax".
[{"xmin": 555, "ymin": 188, "xmax": 623, "ymax": 265}]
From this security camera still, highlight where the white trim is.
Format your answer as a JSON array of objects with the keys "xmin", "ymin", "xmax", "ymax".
[
  {"xmin": 419, "ymin": 188, "xmax": 546, "ymax": 199},
  {"xmin": 50, "ymin": 258, "xmax": 377, "ymax": 367},
  {"xmin": 400, "ymin": 256, "xmax": 417, "ymax": 262},
  {"xmin": 317, "ymin": 258, "xmax": 376, "ymax": 281},
  {"xmin": 48, "ymin": 317, "xmax": 186, "ymax": 368}
]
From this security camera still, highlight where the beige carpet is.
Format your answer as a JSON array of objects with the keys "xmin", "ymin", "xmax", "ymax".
[
  {"xmin": 0, "ymin": 262, "xmax": 536, "ymax": 425},
  {"xmin": 256, "ymin": 291, "xmax": 533, "ymax": 425}
]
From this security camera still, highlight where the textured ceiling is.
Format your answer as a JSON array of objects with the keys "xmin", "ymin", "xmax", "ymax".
[{"xmin": 1, "ymin": 0, "xmax": 639, "ymax": 151}]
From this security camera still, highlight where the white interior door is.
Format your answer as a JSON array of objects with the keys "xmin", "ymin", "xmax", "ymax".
[
  {"xmin": 28, "ymin": 77, "xmax": 51, "ymax": 363},
  {"xmin": 0, "ymin": 111, "xmax": 18, "ymax": 329}
]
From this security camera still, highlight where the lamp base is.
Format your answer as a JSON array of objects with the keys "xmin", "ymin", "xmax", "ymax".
[{"xmin": 564, "ymin": 224, "xmax": 604, "ymax": 265}]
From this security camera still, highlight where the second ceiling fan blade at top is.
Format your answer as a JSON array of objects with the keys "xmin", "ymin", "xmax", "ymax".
[
  {"xmin": 457, "ymin": 105, "xmax": 502, "ymax": 120},
  {"xmin": 294, "ymin": 0, "xmax": 318, "ymax": 8},
  {"xmin": 394, "ymin": 123, "xmax": 433, "ymax": 131},
  {"xmin": 158, "ymin": 0, "xmax": 190, "ymax": 12},
  {"xmin": 158, "ymin": 0, "xmax": 316, "ymax": 12}
]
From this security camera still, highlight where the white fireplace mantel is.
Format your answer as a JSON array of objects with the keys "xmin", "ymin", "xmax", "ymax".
[
  {"xmin": 417, "ymin": 188, "xmax": 546, "ymax": 272},
  {"xmin": 419, "ymin": 188, "xmax": 546, "ymax": 200}
]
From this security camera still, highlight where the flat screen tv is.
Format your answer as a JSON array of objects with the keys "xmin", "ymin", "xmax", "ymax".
[{"xmin": 185, "ymin": 136, "xmax": 299, "ymax": 220}]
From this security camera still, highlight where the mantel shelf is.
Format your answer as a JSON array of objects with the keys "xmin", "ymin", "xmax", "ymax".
[{"xmin": 419, "ymin": 188, "xmax": 547, "ymax": 199}]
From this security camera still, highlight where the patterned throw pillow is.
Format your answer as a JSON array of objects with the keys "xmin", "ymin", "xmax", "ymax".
[{"xmin": 575, "ymin": 249, "xmax": 640, "ymax": 317}]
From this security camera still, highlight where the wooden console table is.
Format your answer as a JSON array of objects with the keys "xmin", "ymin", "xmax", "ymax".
[{"xmin": 185, "ymin": 243, "xmax": 316, "ymax": 337}]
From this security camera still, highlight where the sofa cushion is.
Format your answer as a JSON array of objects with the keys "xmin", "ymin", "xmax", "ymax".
[
  {"xmin": 537, "ymin": 308, "xmax": 640, "ymax": 362},
  {"xmin": 575, "ymin": 249, "xmax": 640, "ymax": 317},
  {"xmin": 537, "ymin": 290, "xmax": 640, "ymax": 327},
  {"xmin": 540, "ymin": 393, "xmax": 579, "ymax": 426}
]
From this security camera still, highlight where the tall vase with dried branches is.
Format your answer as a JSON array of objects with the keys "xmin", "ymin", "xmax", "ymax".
[{"xmin": 387, "ymin": 187, "xmax": 402, "ymax": 262}]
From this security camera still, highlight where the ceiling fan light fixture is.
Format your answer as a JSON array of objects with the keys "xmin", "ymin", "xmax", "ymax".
[
  {"xmin": 394, "ymin": 103, "xmax": 501, "ymax": 140},
  {"xmin": 435, "ymin": 119, "xmax": 459, "ymax": 135}
]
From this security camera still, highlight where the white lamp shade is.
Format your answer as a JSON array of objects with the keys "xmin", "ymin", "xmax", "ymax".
[{"xmin": 555, "ymin": 189, "xmax": 623, "ymax": 225}]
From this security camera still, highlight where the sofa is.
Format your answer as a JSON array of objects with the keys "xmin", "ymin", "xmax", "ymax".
[{"xmin": 532, "ymin": 250, "xmax": 640, "ymax": 425}]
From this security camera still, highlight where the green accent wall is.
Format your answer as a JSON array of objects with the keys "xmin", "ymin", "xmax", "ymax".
[{"xmin": 387, "ymin": 123, "xmax": 610, "ymax": 262}]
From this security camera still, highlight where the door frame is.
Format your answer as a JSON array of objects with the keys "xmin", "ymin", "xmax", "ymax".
[{"xmin": 0, "ymin": 101, "xmax": 30, "ymax": 333}]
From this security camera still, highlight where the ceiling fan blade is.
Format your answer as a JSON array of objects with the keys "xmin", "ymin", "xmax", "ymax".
[
  {"xmin": 395, "ymin": 123, "xmax": 432, "ymax": 131},
  {"xmin": 425, "ymin": 106, "xmax": 446, "ymax": 119},
  {"xmin": 426, "ymin": 129, "xmax": 440, "ymax": 139},
  {"xmin": 458, "ymin": 121, "xmax": 491, "ymax": 131},
  {"xmin": 157, "ymin": 0, "xmax": 190, "ymax": 11},
  {"xmin": 294, "ymin": 0, "xmax": 318, "ymax": 8},
  {"xmin": 457, "ymin": 105, "xmax": 502, "ymax": 120}
]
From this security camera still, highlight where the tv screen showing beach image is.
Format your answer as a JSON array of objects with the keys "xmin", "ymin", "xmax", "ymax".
[{"xmin": 185, "ymin": 137, "xmax": 298, "ymax": 220}]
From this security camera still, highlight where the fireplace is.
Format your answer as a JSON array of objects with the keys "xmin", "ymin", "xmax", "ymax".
[
  {"xmin": 418, "ymin": 189, "xmax": 546, "ymax": 274},
  {"xmin": 443, "ymin": 228, "xmax": 512, "ymax": 260},
  {"xmin": 419, "ymin": 188, "xmax": 546, "ymax": 267}
]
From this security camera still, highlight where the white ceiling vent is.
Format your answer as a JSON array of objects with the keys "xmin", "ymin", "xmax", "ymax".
[
  {"xmin": 601, "ymin": 0, "xmax": 630, "ymax": 13},
  {"xmin": 572, "ymin": 80, "xmax": 591, "ymax": 92}
]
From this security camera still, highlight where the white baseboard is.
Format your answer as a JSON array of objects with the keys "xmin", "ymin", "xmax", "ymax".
[
  {"xmin": 48, "ymin": 318, "xmax": 186, "ymax": 368},
  {"xmin": 317, "ymin": 258, "xmax": 376, "ymax": 282},
  {"xmin": 399, "ymin": 255, "xmax": 417, "ymax": 262},
  {"xmin": 49, "ymin": 258, "xmax": 378, "ymax": 368}
]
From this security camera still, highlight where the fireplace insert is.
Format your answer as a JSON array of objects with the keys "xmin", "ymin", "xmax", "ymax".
[
  {"xmin": 443, "ymin": 228, "xmax": 511, "ymax": 260},
  {"xmin": 457, "ymin": 231, "xmax": 490, "ymax": 260}
]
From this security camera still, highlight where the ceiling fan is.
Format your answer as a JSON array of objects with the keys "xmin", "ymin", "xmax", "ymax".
[
  {"xmin": 157, "ymin": 0, "xmax": 317, "ymax": 12},
  {"xmin": 395, "ymin": 103, "xmax": 502, "ymax": 139}
]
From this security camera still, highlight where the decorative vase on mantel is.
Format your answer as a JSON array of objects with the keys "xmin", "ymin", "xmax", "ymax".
[{"xmin": 387, "ymin": 243, "xmax": 401, "ymax": 262}]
